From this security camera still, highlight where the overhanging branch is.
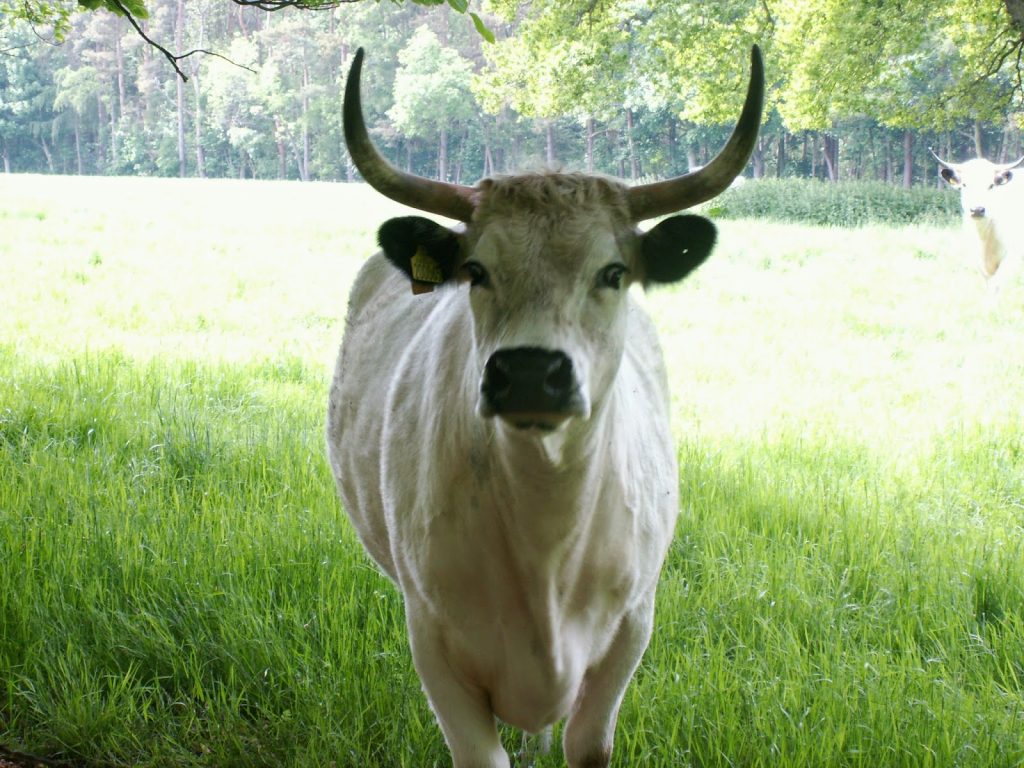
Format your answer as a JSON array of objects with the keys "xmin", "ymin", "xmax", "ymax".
[
  {"xmin": 108, "ymin": 0, "xmax": 257, "ymax": 81},
  {"xmin": 229, "ymin": 0, "xmax": 361, "ymax": 10}
]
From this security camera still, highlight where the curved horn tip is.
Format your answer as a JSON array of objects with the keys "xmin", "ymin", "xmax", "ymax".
[
  {"xmin": 750, "ymin": 44, "xmax": 764, "ymax": 75},
  {"xmin": 929, "ymin": 146, "xmax": 953, "ymax": 168},
  {"xmin": 343, "ymin": 45, "xmax": 476, "ymax": 222},
  {"xmin": 625, "ymin": 43, "xmax": 764, "ymax": 221}
]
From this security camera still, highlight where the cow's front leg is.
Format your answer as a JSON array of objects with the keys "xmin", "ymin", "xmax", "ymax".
[
  {"xmin": 406, "ymin": 612, "xmax": 510, "ymax": 768},
  {"xmin": 562, "ymin": 603, "xmax": 654, "ymax": 768}
]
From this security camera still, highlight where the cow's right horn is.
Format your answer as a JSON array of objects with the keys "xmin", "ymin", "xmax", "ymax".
[
  {"xmin": 344, "ymin": 48, "xmax": 476, "ymax": 222},
  {"xmin": 627, "ymin": 45, "xmax": 765, "ymax": 222},
  {"xmin": 929, "ymin": 147, "xmax": 957, "ymax": 170}
]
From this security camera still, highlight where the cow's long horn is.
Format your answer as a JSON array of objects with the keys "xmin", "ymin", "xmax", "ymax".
[
  {"xmin": 344, "ymin": 48, "xmax": 476, "ymax": 222},
  {"xmin": 627, "ymin": 45, "xmax": 765, "ymax": 222},
  {"xmin": 997, "ymin": 155, "xmax": 1024, "ymax": 171},
  {"xmin": 929, "ymin": 147, "xmax": 956, "ymax": 170}
]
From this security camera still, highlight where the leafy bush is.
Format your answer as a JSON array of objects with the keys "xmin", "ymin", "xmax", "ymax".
[{"xmin": 704, "ymin": 178, "xmax": 961, "ymax": 228}]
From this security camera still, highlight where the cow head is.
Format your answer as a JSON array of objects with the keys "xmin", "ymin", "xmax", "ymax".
[
  {"xmin": 345, "ymin": 48, "xmax": 764, "ymax": 432},
  {"xmin": 931, "ymin": 148, "xmax": 1024, "ymax": 221}
]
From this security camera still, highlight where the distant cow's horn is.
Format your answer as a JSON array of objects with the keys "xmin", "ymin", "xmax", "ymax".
[
  {"xmin": 929, "ymin": 147, "xmax": 957, "ymax": 170},
  {"xmin": 997, "ymin": 155, "xmax": 1024, "ymax": 172},
  {"xmin": 627, "ymin": 45, "xmax": 766, "ymax": 222},
  {"xmin": 344, "ymin": 48, "xmax": 476, "ymax": 222}
]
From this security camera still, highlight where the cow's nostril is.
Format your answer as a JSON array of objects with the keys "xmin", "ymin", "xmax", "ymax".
[
  {"xmin": 544, "ymin": 355, "xmax": 573, "ymax": 397},
  {"xmin": 487, "ymin": 357, "xmax": 512, "ymax": 396}
]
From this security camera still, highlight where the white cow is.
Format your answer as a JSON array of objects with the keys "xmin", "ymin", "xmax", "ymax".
[
  {"xmin": 327, "ymin": 47, "xmax": 764, "ymax": 768},
  {"xmin": 932, "ymin": 148, "xmax": 1024, "ymax": 293}
]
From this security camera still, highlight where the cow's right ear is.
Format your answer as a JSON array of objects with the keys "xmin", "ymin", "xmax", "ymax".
[
  {"xmin": 378, "ymin": 216, "xmax": 462, "ymax": 294},
  {"xmin": 940, "ymin": 167, "xmax": 961, "ymax": 187}
]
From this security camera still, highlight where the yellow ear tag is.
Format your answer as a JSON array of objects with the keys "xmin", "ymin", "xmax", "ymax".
[{"xmin": 410, "ymin": 247, "xmax": 443, "ymax": 295}]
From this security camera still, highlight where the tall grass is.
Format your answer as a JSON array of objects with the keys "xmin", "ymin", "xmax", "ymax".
[{"xmin": 2, "ymin": 174, "xmax": 1023, "ymax": 766}]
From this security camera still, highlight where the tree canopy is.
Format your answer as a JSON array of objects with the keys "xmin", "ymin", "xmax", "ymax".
[{"xmin": 2, "ymin": 0, "xmax": 1024, "ymax": 183}]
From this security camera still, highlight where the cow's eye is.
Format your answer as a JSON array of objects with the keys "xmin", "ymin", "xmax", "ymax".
[
  {"xmin": 597, "ymin": 263, "xmax": 629, "ymax": 290},
  {"xmin": 463, "ymin": 261, "xmax": 490, "ymax": 288}
]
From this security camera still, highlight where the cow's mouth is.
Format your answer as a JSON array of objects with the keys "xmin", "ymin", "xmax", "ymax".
[{"xmin": 498, "ymin": 412, "xmax": 568, "ymax": 432}]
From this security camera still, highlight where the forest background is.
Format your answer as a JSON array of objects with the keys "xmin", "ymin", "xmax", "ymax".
[{"xmin": 1, "ymin": 0, "xmax": 1023, "ymax": 188}]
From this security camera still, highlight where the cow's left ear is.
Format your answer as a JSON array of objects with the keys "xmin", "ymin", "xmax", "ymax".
[
  {"xmin": 940, "ymin": 167, "xmax": 961, "ymax": 187},
  {"xmin": 640, "ymin": 214, "xmax": 718, "ymax": 285},
  {"xmin": 378, "ymin": 216, "xmax": 462, "ymax": 294}
]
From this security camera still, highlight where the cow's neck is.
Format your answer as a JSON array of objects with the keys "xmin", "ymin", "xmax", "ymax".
[{"xmin": 483, "ymin": 400, "xmax": 614, "ymax": 551}]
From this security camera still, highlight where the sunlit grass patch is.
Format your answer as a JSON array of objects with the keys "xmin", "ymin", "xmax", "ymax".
[{"xmin": 2, "ymin": 175, "xmax": 1024, "ymax": 766}]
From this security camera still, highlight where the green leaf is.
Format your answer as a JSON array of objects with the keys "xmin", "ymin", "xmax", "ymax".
[
  {"xmin": 470, "ymin": 12, "xmax": 495, "ymax": 43},
  {"xmin": 77, "ymin": 0, "xmax": 148, "ymax": 18},
  {"xmin": 447, "ymin": 0, "xmax": 468, "ymax": 13}
]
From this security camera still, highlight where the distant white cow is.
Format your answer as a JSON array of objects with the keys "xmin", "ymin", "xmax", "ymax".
[
  {"xmin": 932, "ymin": 148, "xmax": 1024, "ymax": 292},
  {"xmin": 327, "ymin": 47, "xmax": 763, "ymax": 768}
]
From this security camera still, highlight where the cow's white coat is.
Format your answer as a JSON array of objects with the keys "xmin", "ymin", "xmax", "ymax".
[{"xmin": 327, "ymin": 177, "xmax": 682, "ymax": 767}]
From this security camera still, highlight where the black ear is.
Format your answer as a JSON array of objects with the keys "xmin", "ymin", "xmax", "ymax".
[
  {"xmin": 641, "ymin": 214, "xmax": 717, "ymax": 285},
  {"xmin": 940, "ymin": 167, "xmax": 960, "ymax": 186},
  {"xmin": 378, "ymin": 216, "xmax": 462, "ymax": 291}
]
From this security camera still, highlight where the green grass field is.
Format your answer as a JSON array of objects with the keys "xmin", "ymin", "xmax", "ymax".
[{"xmin": 2, "ymin": 174, "xmax": 1023, "ymax": 767}]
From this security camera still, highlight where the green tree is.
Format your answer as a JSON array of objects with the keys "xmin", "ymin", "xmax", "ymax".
[{"xmin": 388, "ymin": 26, "xmax": 475, "ymax": 181}]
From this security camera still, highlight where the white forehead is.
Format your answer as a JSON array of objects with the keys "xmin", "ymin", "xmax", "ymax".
[
  {"xmin": 956, "ymin": 159, "xmax": 1004, "ymax": 186},
  {"xmin": 468, "ymin": 173, "xmax": 635, "ymax": 275},
  {"xmin": 473, "ymin": 213, "xmax": 624, "ymax": 272}
]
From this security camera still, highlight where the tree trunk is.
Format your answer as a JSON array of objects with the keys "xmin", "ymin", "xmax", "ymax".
[
  {"xmin": 974, "ymin": 120, "xmax": 985, "ymax": 157},
  {"xmin": 300, "ymin": 57, "xmax": 310, "ymax": 181},
  {"xmin": 483, "ymin": 143, "xmax": 494, "ymax": 177},
  {"xmin": 884, "ymin": 133, "xmax": 894, "ymax": 184},
  {"xmin": 902, "ymin": 129, "xmax": 913, "ymax": 188},
  {"xmin": 1005, "ymin": 0, "xmax": 1024, "ymax": 35},
  {"xmin": 115, "ymin": 31, "xmax": 126, "ymax": 118},
  {"xmin": 74, "ymin": 115, "xmax": 83, "ymax": 175},
  {"xmin": 752, "ymin": 136, "xmax": 764, "ymax": 178},
  {"xmin": 109, "ymin": 97, "xmax": 117, "ymax": 168},
  {"xmin": 38, "ymin": 136, "xmax": 54, "ymax": 172},
  {"xmin": 667, "ymin": 116, "xmax": 678, "ymax": 174},
  {"xmin": 175, "ymin": 0, "xmax": 187, "ymax": 177},
  {"xmin": 438, "ymin": 127, "xmax": 448, "ymax": 181},
  {"xmin": 585, "ymin": 117, "xmax": 595, "ymax": 174},
  {"xmin": 823, "ymin": 134, "xmax": 839, "ymax": 182},
  {"xmin": 776, "ymin": 132, "xmax": 786, "ymax": 177},
  {"xmin": 192, "ymin": 67, "xmax": 206, "ymax": 178},
  {"xmin": 453, "ymin": 129, "xmax": 465, "ymax": 183},
  {"xmin": 625, "ymin": 108, "xmax": 640, "ymax": 181}
]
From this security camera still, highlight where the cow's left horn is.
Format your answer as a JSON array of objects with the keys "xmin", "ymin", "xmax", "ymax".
[
  {"xmin": 627, "ymin": 45, "xmax": 765, "ymax": 222},
  {"xmin": 344, "ymin": 48, "xmax": 476, "ymax": 221}
]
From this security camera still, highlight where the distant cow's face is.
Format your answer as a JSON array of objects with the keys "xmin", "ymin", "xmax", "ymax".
[
  {"xmin": 939, "ymin": 158, "xmax": 1020, "ymax": 221},
  {"xmin": 378, "ymin": 175, "xmax": 716, "ymax": 432}
]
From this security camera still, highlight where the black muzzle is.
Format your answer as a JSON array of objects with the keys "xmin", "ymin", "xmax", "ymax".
[{"xmin": 481, "ymin": 347, "xmax": 577, "ymax": 426}]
